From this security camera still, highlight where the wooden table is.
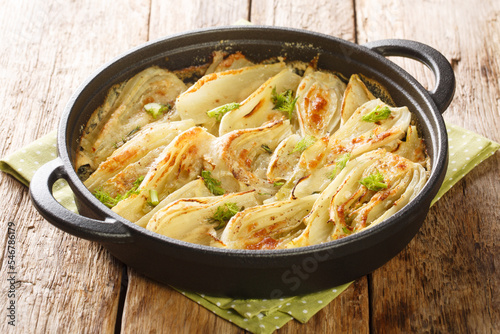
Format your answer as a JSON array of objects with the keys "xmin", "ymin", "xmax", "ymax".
[{"xmin": 1, "ymin": 0, "xmax": 498, "ymax": 333}]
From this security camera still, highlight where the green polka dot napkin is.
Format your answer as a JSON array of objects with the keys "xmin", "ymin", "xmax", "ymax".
[
  {"xmin": 431, "ymin": 124, "xmax": 499, "ymax": 205},
  {"xmin": 1, "ymin": 123, "xmax": 498, "ymax": 334},
  {"xmin": 175, "ymin": 283, "xmax": 351, "ymax": 333}
]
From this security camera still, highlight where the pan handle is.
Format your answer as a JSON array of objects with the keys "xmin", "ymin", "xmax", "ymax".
[
  {"xmin": 363, "ymin": 39, "xmax": 455, "ymax": 114},
  {"xmin": 29, "ymin": 158, "xmax": 133, "ymax": 243}
]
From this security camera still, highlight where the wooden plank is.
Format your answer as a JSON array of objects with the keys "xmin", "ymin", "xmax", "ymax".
[
  {"xmin": 120, "ymin": 2, "xmax": 368, "ymax": 334},
  {"xmin": 121, "ymin": 269, "xmax": 241, "ymax": 334},
  {"xmin": 0, "ymin": 0, "xmax": 150, "ymax": 333},
  {"xmin": 250, "ymin": 0, "xmax": 355, "ymax": 41},
  {"xmin": 250, "ymin": 2, "xmax": 370, "ymax": 333},
  {"xmin": 278, "ymin": 278, "xmax": 369, "ymax": 333},
  {"xmin": 148, "ymin": 0, "xmax": 250, "ymax": 40},
  {"xmin": 120, "ymin": 2, "xmax": 252, "ymax": 333},
  {"xmin": 356, "ymin": 0, "xmax": 500, "ymax": 332}
]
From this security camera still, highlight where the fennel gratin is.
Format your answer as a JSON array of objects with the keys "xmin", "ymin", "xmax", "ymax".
[{"xmin": 75, "ymin": 52, "xmax": 429, "ymax": 250}]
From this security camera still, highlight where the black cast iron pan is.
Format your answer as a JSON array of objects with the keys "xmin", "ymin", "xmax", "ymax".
[{"xmin": 29, "ymin": 26, "xmax": 455, "ymax": 299}]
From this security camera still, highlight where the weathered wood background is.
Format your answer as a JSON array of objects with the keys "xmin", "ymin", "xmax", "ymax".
[{"xmin": 0, "ymin": 0, "xmax": 498, "ymax": 333}]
